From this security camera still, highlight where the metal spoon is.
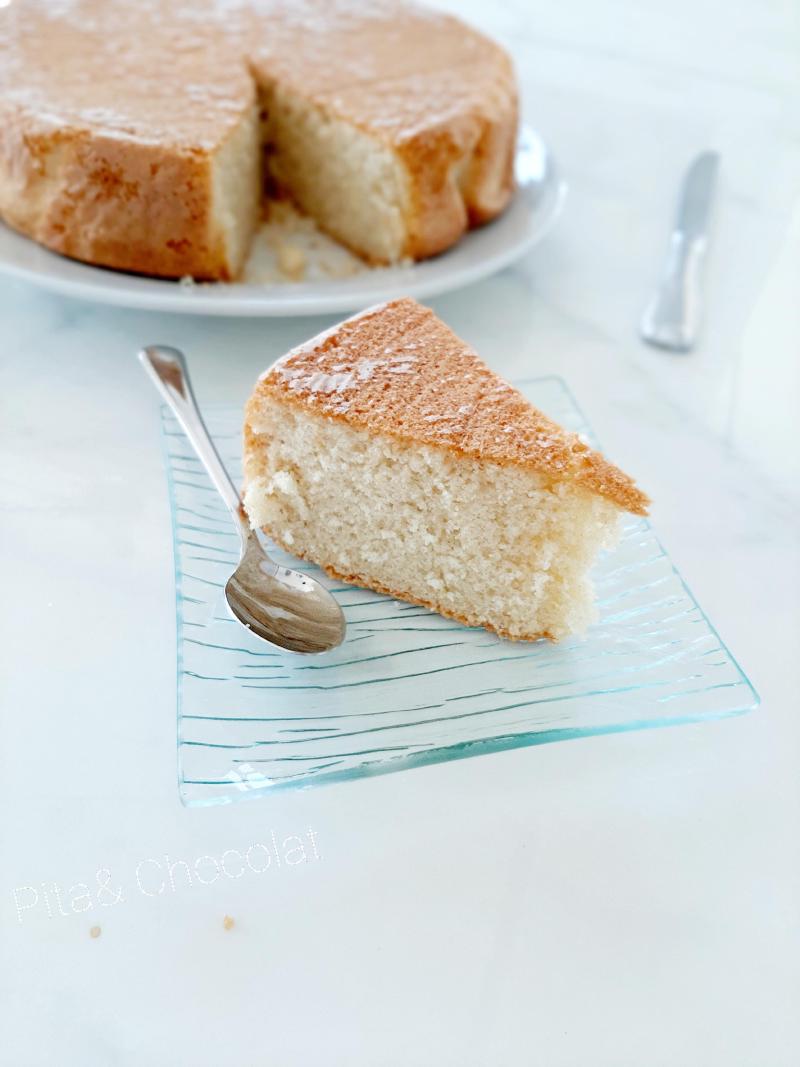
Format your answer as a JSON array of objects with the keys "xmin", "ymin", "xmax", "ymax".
[{"xmin": 139, "ymin": 345, "xmax": 346, "ymax": 654}]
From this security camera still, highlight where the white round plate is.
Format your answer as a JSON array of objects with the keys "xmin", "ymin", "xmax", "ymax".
[{"xmin": 0, "ymin": 127, "xmax": 565, "ymax": 317}]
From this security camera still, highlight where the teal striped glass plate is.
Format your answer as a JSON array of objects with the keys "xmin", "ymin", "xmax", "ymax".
[{"xmin": 161, "ymin": 377, "xmax": 758, "ymax": 806}]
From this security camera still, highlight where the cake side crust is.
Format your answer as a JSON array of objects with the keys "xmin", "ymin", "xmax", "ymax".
[{"xmin": 0, "ymin": 111, "xmax": 256, "ymax": 280}]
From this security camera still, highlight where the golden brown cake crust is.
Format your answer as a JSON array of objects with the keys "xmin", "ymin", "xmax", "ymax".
[
  {"xmin": 250, "ymin": 298, "xmax": 650, "ymax": 516},
  {"xmin": 0, "ymin": 0, "xmax": 517, "ymax": 277},
  {"xmin": 0, "ymin": 126, "xmax": 237, "ymax": 280}
]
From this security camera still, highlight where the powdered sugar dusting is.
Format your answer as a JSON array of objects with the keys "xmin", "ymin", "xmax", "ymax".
[{"xmin": 2, "ymin": 0, "xmax": 495, "ymax": 155}]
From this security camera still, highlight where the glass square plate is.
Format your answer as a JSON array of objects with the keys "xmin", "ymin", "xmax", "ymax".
[{"xmin": 161, "ymin": 377, "xmax": 758, "ymax": 806}]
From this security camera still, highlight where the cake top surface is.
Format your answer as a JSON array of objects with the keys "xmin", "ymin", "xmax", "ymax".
[
  {"xmin": 256, "ymin": 298, "xmax": 650, "ymax": 515},
  {"xmin": 0, "ymin": 0, "xmax": 512, "ymax": 149},
  {"xmin": 0, "ymin": 1, "xmax": 252, "ymax": 148}
]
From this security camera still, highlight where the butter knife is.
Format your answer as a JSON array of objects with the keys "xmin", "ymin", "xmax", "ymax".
[{"xmin": 640, "ymin": 151, "xmax": 719, "ymax": 352}]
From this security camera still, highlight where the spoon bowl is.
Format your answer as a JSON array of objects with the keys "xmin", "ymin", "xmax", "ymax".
[
  {"xmin": 226, "ymin": 529, "xmax": 346, "ymax": 654},
  {"xmin": 139, "ymin": 345, "xmax": 346, "ymax": 655}
]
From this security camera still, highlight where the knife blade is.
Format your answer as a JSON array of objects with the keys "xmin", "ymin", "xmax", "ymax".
[{"xmin": 640, "ymin": 150, "xmax": 720, "ymax": 352}]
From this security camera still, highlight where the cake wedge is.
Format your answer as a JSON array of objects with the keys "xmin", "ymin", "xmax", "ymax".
[{"xmin": 243, "ymin": 299, "xmax": 649, "ymax": 641}]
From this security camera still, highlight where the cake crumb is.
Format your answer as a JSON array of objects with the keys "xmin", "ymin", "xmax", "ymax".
[
  {"xmin": 90, "ymin": 926, "xmax": 101, "ymax": 939},
  {"xmin": 243, "ymin": 199, "xmax": 365, "ymax": 284},
  {"xmin": 276, "ymin": 242, "xmax": 306, "ymax": 281},
  {"xmin": 223, "ymin": 915, "xmax": 235, "ymax": 931}
]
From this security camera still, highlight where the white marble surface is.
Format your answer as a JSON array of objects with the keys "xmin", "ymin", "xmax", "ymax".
[{"xmin": 2, "ymin": 1, "xmax": 799, "ymax": 1063}]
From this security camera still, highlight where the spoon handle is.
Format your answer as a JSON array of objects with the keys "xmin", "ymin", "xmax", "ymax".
[{"xmin": 139, "ymin": 345, "xmax": 250, "ymax": 545}]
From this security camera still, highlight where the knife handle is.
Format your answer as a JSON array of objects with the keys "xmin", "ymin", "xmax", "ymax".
[{"xmin": 640, "ymin": 231, "xmax": 708, "ymax": 352}]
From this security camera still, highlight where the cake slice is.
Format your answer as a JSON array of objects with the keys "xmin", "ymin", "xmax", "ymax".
[{"xmin": 243, "ymin": 299, "xmax": 649, "ymax": 641}]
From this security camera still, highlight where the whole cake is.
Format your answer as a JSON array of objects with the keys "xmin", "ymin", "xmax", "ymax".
[
  {"xmin": 243, "ymin": 299, "xmax": 650, "ymax": 641},
  {"xmin": 0, "ymin": 0, "xmax": 518, "ymax": 279}
]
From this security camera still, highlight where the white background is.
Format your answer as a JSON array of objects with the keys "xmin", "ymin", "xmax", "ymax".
[{"xmin": 2, "ymin": 1, "xmax": 799, "ymax": 1063}]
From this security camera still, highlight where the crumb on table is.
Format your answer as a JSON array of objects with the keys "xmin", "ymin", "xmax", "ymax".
[
  {"xmin": 223, "ymin": 915, "xmax": 235, "ymax": 931},
  {"xmin": 90, "ymin": 925, "xmax": 101, "ymax": 939}
]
